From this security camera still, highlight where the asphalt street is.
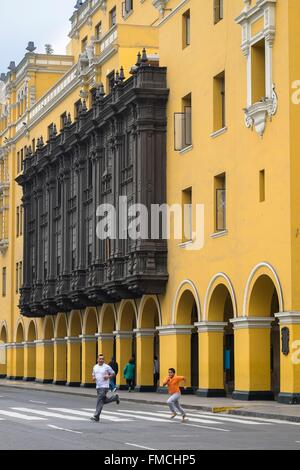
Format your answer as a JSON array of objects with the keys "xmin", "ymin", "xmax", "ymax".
[{"xmin": 0, "ymin": 386, "xmax": 299, "ymax": 450}]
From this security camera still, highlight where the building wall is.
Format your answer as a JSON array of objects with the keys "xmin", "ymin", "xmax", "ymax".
[{"xmin": 1, "ymin": 0, "xmax": 300, "ymax": 404}]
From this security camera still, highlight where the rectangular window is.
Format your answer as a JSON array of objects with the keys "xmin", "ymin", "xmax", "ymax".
[
  {"xmin": 213, "ymin": 71, "xmax": 226, "ymax": 132},
  {"xmin": 95, "ymin": 22, "xmax": 102, "ymax": 40},
  {"xmin": 60, "ymin": 112, "xmax": 67, "ymax": 130},
  {"xmin": 20, "ymin": 206, "xmax": 23, "ymax": 236},
  {"xmin": 182, "ymin": 10, "xmax": 191, "ymax": 48},
  {"xmin": 259, "ymin": 169, "xmax": 265, "ymax": 202},
  {"xmin": 214, "ymin": 173, "xmax": 226, "ymax": 232},
  {"xmin": 19, "ymin": 262, "xmax": 23, "ymax": 292},
  {"xmin": 81, "ymin": 36, "xmax": 88, "ymax": 53},
  {"xmin": 16, "ymin": 263, "xmax": 19, "ymax": 294},
  {"xmin": 17, "ymin": 152, "xmax": 20, "ymax": 174},
  {"xmin": 48, "ymin": 123, "xmax": 54, "ymax": 140},
  {"xmin": 251, "ymin": 39, "xmax": 266, "ymax": 104},
  {"xmin": 32, "ymin": 138, "xmax": 36, "ymax": 153},
  {"xmin": 107, "ymin": 70, "xmax": 115, "ymax": 94},
  {"xmin": 20, "ymin": 149, "xmax": 24, "ymax": 173},
  {"xmin": 214, "ymin": 0, "xmax": 224, "ymax": 24},
  {"xmin": 110, "ymin": 6, "xmax": 117, "ymax": 27},
  {"xmin": 2, "ymin": 268, "xmax": 6, "ymax": 297},
  {"xmin": 182, "ymin": 187, "xmax": 192, "ymax": 242},
  {"xmin": 21, "ymin": 147, "xmax": 25, "ymax": 171},
  {"xmin": 174, "ymin": 93, "xmax": 192, "ymax": 151},
  {"xmin": 16, "ymin": 206, "xmax": 20, "ymax": 237},
  {"xmin": 74, "ymin": 100, "xmax": 82, "ymax": 120},
  {"xmin": 122, "ymin": 0, "xmax": 133, "ymax": 18}
]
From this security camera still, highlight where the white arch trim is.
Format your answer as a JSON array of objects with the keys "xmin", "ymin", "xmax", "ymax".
[
  {"xmin": 243, "ymin": 262, "xmax": 284, "ymax": 316},
  {"xmin": 14, "ymin": 317, "xmax": 26, "ymax": 342},
  {"xmin": 0, "ymin": 320, "xmax": 8, "ymax": 342},
  {"xmin": 99, "ymin": 304, "xmax": 117, "ymax": 333},
  {"xmin": 117, "ymin": 299, "xmax": 138, "ymax": 331},
  {"xmin": 171, "ymin": 279, "xmax": 201, "ymax": 325},
  {"xmin": 137, "ymin": 295, "xmax": 162, "ymax": 329},
  {"xmin": 42, "ymin": 316, "xmax": 56, "ymax": 339},
  {"xmin": 54, "ymin": 313, "xmax": 69, "ymax": 338},
  {"xmin": 82, "ymin": 307, "xmax": 99, "ymax": 335},
  {"xmin": 26, "ymin": 319, "xmax": 38, "ymax": 342},
  {"xmin": 203, "ymin": 273, "xmax": 238, "ymax": 321},
  {"xmin": 67, "ymin": 310, "xmax": 83, "ymax": 337}
]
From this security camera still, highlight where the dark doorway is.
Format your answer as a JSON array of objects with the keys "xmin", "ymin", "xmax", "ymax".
[
  {"xmin": 224, "ymin": 294, "xmax": 234, "ymax": 396},
  {"xmin": 191, "ymin": 302, "xmax": 199, "ymax": 391},
  {"xmin": 271, "ymin": 289, "xmax": 280, "ymax": 398}
]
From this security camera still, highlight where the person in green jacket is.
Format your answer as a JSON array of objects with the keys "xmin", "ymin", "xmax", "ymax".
[{"xmin": 123, "ymin": 358, "xmax": 135, "ymax": 392}]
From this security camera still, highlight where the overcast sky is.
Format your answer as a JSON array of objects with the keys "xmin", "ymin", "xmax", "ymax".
[{"xmin": 0, "ymin": 0, "xmax": 76, "ymax": 73}]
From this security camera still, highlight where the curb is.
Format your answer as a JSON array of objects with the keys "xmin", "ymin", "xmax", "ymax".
[{"xmin": 1, "ymin": 381, "xmax": 300, "ymax": 423}]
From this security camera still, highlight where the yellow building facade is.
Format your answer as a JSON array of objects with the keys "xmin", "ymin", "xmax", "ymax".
[{"xmin": 1, "ymin": 0, "xmax": 300, "ymax": 404}]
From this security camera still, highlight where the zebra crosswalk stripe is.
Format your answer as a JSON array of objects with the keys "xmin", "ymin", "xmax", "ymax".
[
  {"xmin": 49, "ymin": 408, "xmax": 132, "ymax": 422},
  {"xmin": 0, "ymin": 410, "xmax": 46, "ymax": 421},
  {"xmin": 158, "ymin": 410, "xmax": 273, "ymax": 426},
  {"xmin": 11, "ymin": 407, "xmax": 87, "ymax": 421},
  {"xmin": 82, "ymin": 409, "xmax": 172, "ymax": 423},
  {"xmin": 118, "ymin": 409, "xmax": 221, "ymax": 425}
]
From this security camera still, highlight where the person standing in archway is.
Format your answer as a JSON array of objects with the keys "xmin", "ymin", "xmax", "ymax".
[
  {"xmin": 163, "ymin": 368, "xmax": 188, "ymax": 422},
  {"xmin": 108, "ymin": 356, "xmax": 118, "ymax": 392},
  {"xmin": 154, "ymin": 355, "xmax": 160, "ymax": 389},
  {"xmin": 123, "ymin": 358, "xmax": 135, "ymax": 392},
  {"xmin": 90, "ymin": 354, "xmax": 120, "ymax": 422}
]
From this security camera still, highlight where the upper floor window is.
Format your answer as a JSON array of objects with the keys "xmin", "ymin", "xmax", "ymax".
[
  {"xmin": 2, "ymin": 267, "xmax": 6, "ymax": 297},
  {"xmin": 251, "ymin": 39, "xmax": 266, "ymax": 104},
  {"xmin": 107, "ymin": 70, "xmax": 115, "ymax": 94},
  {"xmin": 122, "ymin": 0, "xmax": 133, "ymax": 18},
  {"xmin": 182, "ymin": 187, "xmax": 192, "ymax": 242},
  {"xmin": 214, "ymin": 0, "xmax": 223, "ymax": 24},
  {"xmin": 182, "ymin": 10, "xmax": 191, "ymax": 48},
  {"xmin": 214, "ymin": 173, "xmax": 226, "ymax": 232},
  {"xmin": 81, "ymin": 36, "xmax": 88, "ymax": 53},
  {"xmin": 110, "ymin": 6, "xmax": 117, "ymax": 28},
  {"xmin": 213, "ymin": 71, "xmax": 226, "ymax": 132},
  {"xmin": 95, "ymin": 22, "xmax": 102, "ymax": 40},
  {"xmin": 174, "ymin": 93, "xmax": 192, "ymax": 152}
]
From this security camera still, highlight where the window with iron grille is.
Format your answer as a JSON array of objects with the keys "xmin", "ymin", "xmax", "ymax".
[
  {"xmin": 215, "ymin": 173, "xmax": 226, "ymax": 231},
  {"xmin": 174, "ymin": 94, "xmax": 192, "ymax": 151}
]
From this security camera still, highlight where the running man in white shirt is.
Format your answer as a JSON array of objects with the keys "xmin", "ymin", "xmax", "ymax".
[{"xmin": 90, "ymin": 354, "xmax": 120, "ymax": 422}]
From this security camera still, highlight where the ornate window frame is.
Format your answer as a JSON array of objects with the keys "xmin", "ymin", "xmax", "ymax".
[{"xmin": 236, "ymin": 0, "xmax": 277, "ymax": 136}]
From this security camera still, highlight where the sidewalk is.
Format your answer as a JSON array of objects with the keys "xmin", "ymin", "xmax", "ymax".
[{"xmin": 1, "ymin": 378, "xmax": 300, "ymax": 422}]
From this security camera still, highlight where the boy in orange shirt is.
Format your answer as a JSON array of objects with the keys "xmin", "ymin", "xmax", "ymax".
[{"xmin": 163, "ymin": 368, "xmax": 188, "ymax": 422}]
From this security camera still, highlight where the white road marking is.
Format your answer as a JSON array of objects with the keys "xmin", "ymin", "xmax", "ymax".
[
  {"xmin": 12, "ymin": 408, "xmax": 87, "ymax": 421},
  {"xmin": 47, "ymin": 425, "xmax": 82, "ymax": 434},
  {"xmin": 119, "ymin": 409, "xmax": 221, "ymax": 425},
  {"xmin": 125, "ymin": 443, "xmax": 157, "ymax": 450},
  {"xmin": 0, "ymin": 410, "xmax": 46, "ymax": 421},
  {"xmin": 184, "ymin": 423, "xmax": 230, "ymax": 432},
  {"xmin": 158, "ymin": 411, "xmax": 273, "ymax": 426},
  {"xmin": 30, "ymin": 400, "xmax": 47, "ymax": 405},
  {"xmin": 82, "ymin": 409, "xmax": 172, "ymax": 423},
  {"xmin": 49, "ymin": 408, "xmax": 132, "ymax": 422},
  {"xmin": 198, "ymin": 412, "xmax": 300, "ymax": 426}
]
